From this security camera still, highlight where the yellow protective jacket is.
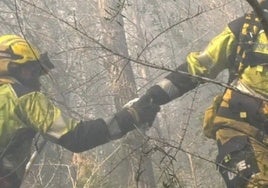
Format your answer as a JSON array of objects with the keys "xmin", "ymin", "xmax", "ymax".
[
  {"xmin": 147, "ymin": 13, "xmax": 268, "ymax": 137},
  {"xmin": 0, "ymin": 81, "xmax": 133, "ymax": 185},
  {"xmin": 187, "ymin": 18, "xmax": 268, "ymax": 96},
  {"xmin": 151, "ymin": 14, "xmax": 268, "ymax": 99},
  {"xmin": 0, "ymin": 82, "xmax": 79, "ymax": 182},
  {"xmin": 186, "ymin": 15, "xmax": 268, "ymax": 140},
  {"xmin": 143, "ymin": 12, "xmax": 268, "ymax": 188}
]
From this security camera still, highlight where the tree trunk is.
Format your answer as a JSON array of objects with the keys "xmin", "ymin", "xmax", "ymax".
[{"xmin": 97, "ymin": 0, "xmax": 156, "ymax": 187}]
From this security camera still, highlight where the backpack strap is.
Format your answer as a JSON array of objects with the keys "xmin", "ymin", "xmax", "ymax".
[{"xmin": 228, "ymin": 12, "xmax": 262, "ymax": 83}]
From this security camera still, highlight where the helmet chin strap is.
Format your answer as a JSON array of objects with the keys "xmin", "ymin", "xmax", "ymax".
[{"xmin": 0, "ymin": 77, "xmax": 16, "ymax": 84}]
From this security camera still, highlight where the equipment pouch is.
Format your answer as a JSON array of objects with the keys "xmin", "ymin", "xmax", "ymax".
[
  {"xmin": 216, "ymin": 136, "xmax": 259, "ymax": 188},
  {"xmin": 202, "ymin": 94, "xmax": 223, "ymax": 139}
]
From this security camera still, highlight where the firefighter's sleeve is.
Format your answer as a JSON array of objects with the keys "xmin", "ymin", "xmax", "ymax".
[
  {"xmin": 14, "ymin": 92, "xmax": 143, "ymax": 153},
  {"xmin": 146, "ymin": 26, "xmax": 237, "ymax": 105},
  {"xmin": 57, "ymin": 109, "xmax": 137, "ymax": 152}
]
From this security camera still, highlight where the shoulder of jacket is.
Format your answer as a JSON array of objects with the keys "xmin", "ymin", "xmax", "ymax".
[{"xmin": 228, "ymin": 15, "xmax": 246, "ymax": 39}]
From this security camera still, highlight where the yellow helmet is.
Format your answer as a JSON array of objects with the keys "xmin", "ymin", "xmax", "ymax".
[
  {"xmin": 0, "ymin": 34, "xmax": 54, "ymax": 76},
  {"xmin": 0, "ymin": 34, "xmax": 40, "ymax": 64}
]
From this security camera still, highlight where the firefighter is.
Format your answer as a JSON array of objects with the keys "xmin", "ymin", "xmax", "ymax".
[
  {"xmin": 136, "ymin": 1, "xmax": 268, "ymax": 187},
  {"xmin": 0, "ymin": 35, "xmax": 160, "ymax": 188}
]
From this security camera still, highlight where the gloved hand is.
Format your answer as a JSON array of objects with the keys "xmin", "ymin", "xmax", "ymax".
[
  {"xmin": 125, "ymin": 94, "xmax": 160, "ymax": 126},
  {"xmin": 112, "ymin": 94, "xmax": 160, "ymax": 137}
]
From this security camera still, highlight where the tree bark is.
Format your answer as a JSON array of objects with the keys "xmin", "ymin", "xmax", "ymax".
[{"xmin": 97, "ymin": 0, "xmax": 156, "ymax": 187}]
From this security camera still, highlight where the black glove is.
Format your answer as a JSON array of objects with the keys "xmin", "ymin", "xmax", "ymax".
[
  {"xmin": 113, "ymin": 95, "xmax": 160, "ymax": 136},
  {"xmin": 126, "ymin": 94, "xmax": 160, "ymax": 125}
]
